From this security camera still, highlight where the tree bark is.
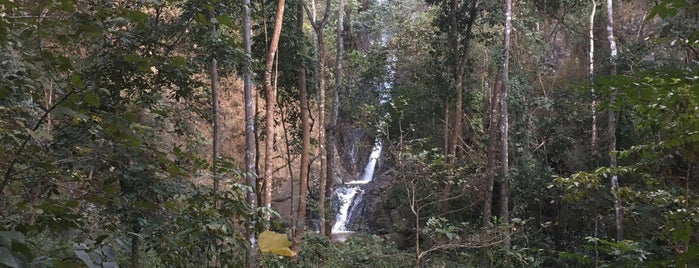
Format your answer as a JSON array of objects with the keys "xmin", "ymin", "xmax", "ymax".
[
  {"xmin": 483, "ymin": 77, "xmax": 500, "ymax": 227},
  {"xmin": 605, "ymin": 0, "xmax": 624, "ymax": 242},
  {"xmin": 443, "ymin": 97, "xmax": 449, "ymax": 154},
  {"xmin": 293, "ymin": 1, "xmax": 310, "ymax": 251},
  {"xmin": 130, "ymin": 233, "xmax": 139, "ymax": 268},
  {"xmin": 304, "ymin": 0, "xmax": 332, "ymax": 237},
  {"xmin": 447, "ymin": 0, "xmax": 459, "ymax": 161},
  {"xmin": 263, "ymin": 0, "xmax": 287, "ymax": 223},
  {"xmin": 500, "ymin": 0, "xmax": 512, "ymax": 253},
  {"xmin": 211, "ymin": 57, "xmax": 220, "ymax": 194},
  {"xmin": 208, "ymin": 10, "xmax": 221, "ymax": 196},
  {"xmin": 589, "ymin": 0, "xmax": 598, "ymax": 156},
  {"xmin": 242, "ymin": 0, "xmax": 258, "ymax": 264}
]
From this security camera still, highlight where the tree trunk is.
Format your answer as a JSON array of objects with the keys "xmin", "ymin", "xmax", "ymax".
[
  {"xmin": 211, "ymin": 57, "xmax": 220, "ymax": 194},
  {"xmin": 483, "ymin": 77, "xmax": 500, "ymax": 227},
  {"xmin": 263, "ymin": 0, "xmax": 287, "ymax": 223},
  {"xmin": 447, "ymin": 0, "xmax": 459, "ymax": 161},
  {"xmin": 130, "ymin": 233, "xmax": 139, "ymax": 268},
  {"xmin": 605, "ymin": 0, "xmax": 623, "ymax": 242},
  {"xmin": 443, "ymin": 97, "xmax": 449, "ymax": 154},
  {"xmin": 293, "ymin": 1, "xmax": 310, "ymax": 251},
  {"xmin": 316, "ymin": 27, "xmax": 328, "ymax": 236},
  {"xmin": 324, "ymin": 0, "xmax": 345, "ymax": 236},
  {"xmin": 440, "ymin": 0, "xmax": 478, "ymax": 213},
  {"xmin": 452, "ymin": 63, "xmax": 463, "ymax": 158},
  {"xmin": 500, "ymin": 0, "xmax": 512, "ymax": 253},
  {"xmin": 304, "ymin": 0, "xmax": 332, "ymax": 237},
  {"xmin": 242, "ymin": 0, "xmax": 258, "ymax": 265},
  {"xmin": 589, "ymin": 0, "xmax": 598, "ymax": 156},
  {"xmin": 208, "ymin": 10, "xmax": 221, "ymax": 197}
]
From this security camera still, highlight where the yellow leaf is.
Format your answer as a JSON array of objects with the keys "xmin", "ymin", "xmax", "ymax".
[{"xmin": 258, "ymin": 231, "xmax": 297, "ymax": 257}]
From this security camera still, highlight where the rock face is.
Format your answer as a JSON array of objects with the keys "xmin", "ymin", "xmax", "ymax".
[
  {"xmin": 338, "ymin": 127, "xmax": 365, "ymax": 176},
  {"xmin": 355, "ymin": 169, "xmax": 411, "ymax": 233},
  {"xmin": 352, "ymin": 169, "xmax": 413, "ymax": 249}
]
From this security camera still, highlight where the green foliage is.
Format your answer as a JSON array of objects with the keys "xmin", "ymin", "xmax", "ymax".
[
  {"xmin": 154, "ymin": 182, "xmax": 258, "ymax": 267},
  {"xmin": 273, "ymin": 232, "xmax": 411, "ymax": 268},
  {"xmin": 586, "ymin": 237, "xmax": 651, "ymax": 266},
  {"xmin": 554, "ymin": 65, "xmax": 698, "ymax": 265},
  {"xmin": 647, "ymin": 0, "xmax": 688, "ymax": 20},
  {"xmin": 0, "ymin": 0, "xmax": 262, "ymax": 267},
  {"xmin": 424, "ymin": 217, "xmax": 461, "ymax": 241}
]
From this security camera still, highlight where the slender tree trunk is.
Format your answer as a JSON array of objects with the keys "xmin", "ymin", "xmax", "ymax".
[
  {"xmin": 500, "ymin": 0, "xmax": 512, "ymax": 253},
  {"xmin": 317, "ymin": 28, "xmax": 328, "ymax": 236},
  {"xmin": 452, "ymin": 63, "xmax": 464, "ymax": 158},
  {"xmin": 589, "ymin": 0, "xmax": 598, "ymax": 156},
  {"xmin": 605, "ymin": 0, "xmax": 623, "ymax": 242},
  {"xmin": 45, "ymin": 86, "xmax": 53, "ymax": 134},
  {"xmin": 447, "ymin": 0, "xmax": 460, "ymax": 160},
  {"xmin": 304, "ymin": 0, "xmax": 332, "ymax": 237},
  {"xmin": 130, "ymin": 233, "xmax": 139, "ymax": 268},
  {"xmin": 441, "ymin": 0, "xmax": 478, "ymax": 213},
  {"xmin": 211, "ymin": 57, "xmax": 220, "ymax": 194},
  {"xmin": 209, "ymin": 10, "xmax": 221, "ymax": 196},
  {"xmin": 443, "ymin": 97, "xmax": 449, "ymax": 154},
  {"xmin": 242, "ymin": 0, "xmax": 258, "ymax": 264},
  {"xmin": 325, "ymin": 0, "xmax": 345, "ymax": 236},
  {"xmin": 263, "ymin": 0, "xmax": 287, "ymax": 223},
  {"xmin": 483, "ymin": 78, "xmax": 500, "ymax": 227},
  {"xmin": 293, "ymin": 2, "xmax": 310, "ymax": 251}
]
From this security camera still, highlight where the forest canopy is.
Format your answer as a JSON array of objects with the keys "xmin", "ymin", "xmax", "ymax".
[{"xmin": 0, "ymin": 0, "xmax": 696, "ymax": 267}]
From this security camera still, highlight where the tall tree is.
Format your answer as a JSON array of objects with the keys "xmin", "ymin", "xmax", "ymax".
[
  {"xmin": 262, "ymin": 0, "xmax": 287, "ymax": 223},
  {"xmin": 500, "ymin": 0, "xmax": 512, "ymax": 252},
  {"xmin": 448, "ymin": 0, "xmax": 479, "ymax": 161},
  {"xmin": 210, "ymin": 12, "xmax": 221, "ymax": 196},
  {"xmin": 426, "ymin": 0, "xmax": 480, "ymax": 159},
  {"xmin": 427, "ymin": 0, "xmax": 480, "ymax": 212},
  {"xmin": 325, "ymin": 0, "xmax": 346, "ymax": 236},
  {"xmin": 483, "ymin": 77, "xmax": 500, "ymax": 227},
  {"xmin": 605, "ymin": 0, "xmax": 623, "ymax": 242},
  {"xmin": 589, "ymin": 0, "xmax": 598, "ymax": 155},
  {"xmin": 293, "ymin": 0, "xmax": 311, "ymax": 251},
  {"xmin": 242, "ymin": 0, "xmax": 258, "ymax": 264},
  {"xmin": 303, "ymin": 0, "xmax": 332, "ymax": 236}
]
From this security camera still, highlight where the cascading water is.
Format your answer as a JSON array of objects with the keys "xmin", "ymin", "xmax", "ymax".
[
  {"xmin": 331, "ymin": 0, "xmax": 394, "ymax": 237},
  {"xmin": 332, "ymin": 140, "xmax": 383, "ymax": 233}
]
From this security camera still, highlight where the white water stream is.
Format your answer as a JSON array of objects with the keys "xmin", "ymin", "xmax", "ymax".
[
  {"xmin": 331, "ymin": 140, "xmax": 383, "ymax": 232},
  {"xmin": 331, "ymin": 0, "xmax": 394, "ymax": 235}
]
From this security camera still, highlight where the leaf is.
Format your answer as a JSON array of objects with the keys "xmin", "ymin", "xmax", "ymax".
[
  {"xmin": 216, "ymin": 15, "xmax": 233, "ymax": 27},
  {"xmin": 165, "ymin": 164, "xmax": 179, "ymax": 176},
  {"xmin": 70, "ymin": 74, "xmax": 85, "ymax": 88},
  {"xmin": 258, "ymin": 231, "xmax": 296, "ymax": 257},
  {"xmin": 125, "ymin": 10, "xmax": 148, "ymax": 23},
  {"xmin": 84, "ymin": 92, "xmax": 100, "ymax": 107},
  {"xmin": 169, "ymin": 56, "xmax": 187, "ymax": 68},
  {"xmin": 0, "ymin": 86, "xmax": 10, "ymax": 99},
  {"xmin": 134, "ymin": 201, "xmax": 155, "ymax": 210},
  {"xmin": 11, "ymin": 241, "xmax": 33, "ymax": 260}
]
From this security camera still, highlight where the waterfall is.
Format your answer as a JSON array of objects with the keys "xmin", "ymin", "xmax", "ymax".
[
  {"xmin": 332, "ymin": 140, "xmax": 383, "ymax": 232},
  {"xmin": 331, "ymin": 0, "xmax": 393, "ymax": 236}
]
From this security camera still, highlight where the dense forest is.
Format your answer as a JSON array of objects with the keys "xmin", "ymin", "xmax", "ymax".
[{"xmin": 0, "ymin": 0, "xmax": 697, "ymax": 267}]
